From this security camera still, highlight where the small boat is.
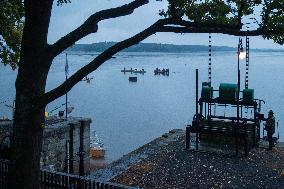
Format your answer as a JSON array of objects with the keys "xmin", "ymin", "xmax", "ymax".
[
  {"xmin": 154, "ymin": 68, "xmax": 169, "ymax": 76},
  {"xmin": 121, "ymin": 68, "xmax": 133, "ymax": 73},
  {"xmin": 129, "ymin": 76, "xmax": 137, "ymax": 82},
  {"xmin": 89, "ymin": 131, "xmax": 105, "ymax": 159},
  {"xmin": 132, "ymin": 69, "xmax": 146, "ymax": 74},
  {"xmin": 90, "ymin": 146, "xmax": 105, "ymax": 158}
]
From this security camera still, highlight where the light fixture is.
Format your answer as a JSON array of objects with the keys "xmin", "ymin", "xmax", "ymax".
[{"xmin": 239, "ymin": 43, "xmax": 246, "ymax": 60}]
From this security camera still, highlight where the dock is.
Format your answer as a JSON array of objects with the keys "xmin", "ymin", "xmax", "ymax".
[{"xmin": 121, "ymin": 68, "xmax": 146, "ymax": 74}]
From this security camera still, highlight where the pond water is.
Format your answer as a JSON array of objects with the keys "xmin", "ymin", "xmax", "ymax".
[{"xmin": 0, "ymin": 51, "xmax": 283, "ymax": 163}]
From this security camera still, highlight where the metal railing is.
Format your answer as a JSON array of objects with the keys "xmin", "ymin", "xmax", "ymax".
[{"xmin": 0, "ymin": 159, "xmax": 136, "ymax": 189}]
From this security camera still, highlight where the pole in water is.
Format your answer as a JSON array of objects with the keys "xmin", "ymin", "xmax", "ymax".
[
  {"xmin": 277, "ymin": 122, "xmax": 279, "ymax": 139},
  {"xmin": 65, "ymin": 53, "xmax": 69, "ymax": 121}
]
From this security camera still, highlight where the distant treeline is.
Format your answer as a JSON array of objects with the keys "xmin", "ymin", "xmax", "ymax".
[
  {"xmin": 67, "ymin": 42, "xmax": 284, "ymax": 53},
  {"xmin": 67, "ymin": 42, "xmax": 237, "ymax": 53}
]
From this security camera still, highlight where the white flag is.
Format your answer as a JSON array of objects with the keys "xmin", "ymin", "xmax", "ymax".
[{"xmin": 65, "ymin": 53, "xmax": 69, "ymax": 76}]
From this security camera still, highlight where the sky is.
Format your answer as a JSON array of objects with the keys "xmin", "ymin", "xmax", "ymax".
[{"xmin": 48, "ymin": 0, "xmax": 283, "ymax": 49}]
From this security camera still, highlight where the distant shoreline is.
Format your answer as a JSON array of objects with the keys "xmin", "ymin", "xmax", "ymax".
[{"xmin": 67, "ymin": 42, "xmax": 284, "ymax": 53}]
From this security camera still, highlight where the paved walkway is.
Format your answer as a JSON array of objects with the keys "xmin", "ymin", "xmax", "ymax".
[{"xmin": 109, "ymin": 131, "xmax": 284, "ymax": 189}]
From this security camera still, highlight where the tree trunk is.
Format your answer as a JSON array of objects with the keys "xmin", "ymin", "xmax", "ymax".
[
  {"xmin": 8, "ymin": 97, "xmax": 45, "ymax": 188},
  {"xmin": 8, "ymin": 50, "xmax": 50, "ymax": 188},
  {"xmin": 8, "ymin": 1, "xmax": 53, "ymax": 188}
]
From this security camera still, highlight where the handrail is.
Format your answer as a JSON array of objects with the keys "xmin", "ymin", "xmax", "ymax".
[{"xmin": 0, "ymin": 159, "xmax": 136, "ymax": 189}]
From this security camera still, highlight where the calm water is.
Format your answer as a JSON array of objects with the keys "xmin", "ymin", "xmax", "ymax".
[{"xmin": 1, "ymin": 51, "xmax": 284, "ymax": 162}]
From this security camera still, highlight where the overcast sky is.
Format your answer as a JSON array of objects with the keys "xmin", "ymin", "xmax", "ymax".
[{"xmin": 48, "ymin": 0, "xmax": 283, "ymax": 49}]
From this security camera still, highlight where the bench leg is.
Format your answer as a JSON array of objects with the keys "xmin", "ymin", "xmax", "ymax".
[
  {"xmin": 185, "ymin": 126, "xmax": 190, "ymax": 150},
  {"xmin": 196, "ymin": 133, "xmax": 199, "ymax": 150},
  {"xmin": 244, "ymin": 127, "xmax": 248, "ymax": 157},
  {"xmin": 235, "ymin": 135, "xmax": 239, "ymax": 156}
]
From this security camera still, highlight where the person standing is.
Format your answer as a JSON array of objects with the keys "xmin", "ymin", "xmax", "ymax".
[{"xmin": 265, "ymin": 110, "xmax": 275, "ymax": 150}]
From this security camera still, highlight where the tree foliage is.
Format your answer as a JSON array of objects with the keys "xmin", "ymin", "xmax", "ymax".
[
  {"xmin": 1, "ymin": 0, "xmax": 283, "ymax": 70},
  {"xmin": 261, "ymin": 0, "xmax": 284, "ymax": 44},
  {"xmin": 161, "ymin": 0, "xmax": 284, "ymax": 44},
  {"xmin": 0, "ymin": 0, "xmax": 24, "ymax": 69},
  {"xmin": 0, "ymin": 0, "xmax": 71, "ymax": 69}
]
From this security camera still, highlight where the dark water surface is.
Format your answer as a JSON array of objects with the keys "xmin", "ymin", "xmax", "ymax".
[{"xmin": 1, "ymin": 51, "xmax": 283, "ymax": 162}]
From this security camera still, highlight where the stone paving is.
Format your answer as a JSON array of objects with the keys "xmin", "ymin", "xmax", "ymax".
[{"xmin": 89, "ymin": 129, "xmax": 284, "ymax": 189}]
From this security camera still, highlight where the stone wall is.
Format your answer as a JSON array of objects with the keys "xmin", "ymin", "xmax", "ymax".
[
  {"xmin": 0, "ymin": 117, "xmax": 91, "ymax": 175},
  {"xmin": 41, "ymin": 117, "xmax": 91, "ymax": 175}
]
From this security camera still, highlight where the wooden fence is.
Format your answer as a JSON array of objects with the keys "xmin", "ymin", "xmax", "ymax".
[{"xmin": 0, "ymin": 159, "xmax": 136, "ymax": 189}]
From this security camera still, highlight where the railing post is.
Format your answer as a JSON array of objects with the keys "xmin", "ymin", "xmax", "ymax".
[
  {"xmin": 79, "ymin": 121, "xmax": 85, "ymax": 176},
  {"xmin": 0, "ymin": 159, "xmax": 133, "ymax": 189},
  {"xmin": 69, "ymin": 123, "xmax": 74, "ymax": 174}
]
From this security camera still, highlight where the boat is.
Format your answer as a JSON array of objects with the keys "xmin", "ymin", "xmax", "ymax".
[
  {"xmin": 89, "ymin": 131, "xmax": 105, "ymax": 159},
  {"xmin": 128, "ymin": 76, "xmax": 137, "ymax": 82},
  {"xmin": 154, "ymin": 68, "xmax": 169, "ymax": 76},
  {"xmin": 132, "ymin": 68, "xmax": 146, "ymax": 74},
  {"xmin": 121, "ymin": 68, "xmax": 146, "ymax": 74},
  {"xmin": 90, "ymin": 145, "xmax": 105, "ymax": 159}
]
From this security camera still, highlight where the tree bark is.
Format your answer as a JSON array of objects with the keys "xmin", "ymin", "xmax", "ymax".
[
  {"xmin": 8, "ymin": 0, "xmax": 53, "ymax": 188},
  {"xmin": 7, "ymin": 1, "xmax": 150, "ymax": 188}
]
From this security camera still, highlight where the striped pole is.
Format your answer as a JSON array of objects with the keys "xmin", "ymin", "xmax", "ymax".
[{"xmin": 208, "ymin": 33, "xmax": 212, "ymax": 84}]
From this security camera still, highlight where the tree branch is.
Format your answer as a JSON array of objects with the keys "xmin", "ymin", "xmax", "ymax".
[
  {"xmin": 41, "ymin": 18, "xmax": 283, "ymax": 106},
  {"xmin": 49, "ymin": 0, "xmax": 149, "ymax": 58},
  {"xmin": 42, "ymin": 18, "xmax": 172, "ymax": 105},
  {"xmin": 160, "ymin": 19, "xmax": 284, "ymax": 36},
  {"xmin": 158, "ymin": 26, "xmax": 264, "ymax": 36},
  {"xmin": 237, "ymin": 0, "xmax": 245, "ymax": 29},
  {"xmin": 165, "ymin": 18, "xmax": 240, "ymax": 31}
]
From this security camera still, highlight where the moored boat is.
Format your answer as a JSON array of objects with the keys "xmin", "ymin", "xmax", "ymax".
[{"xmin": 128, "ymin": 76, "xmax": 137, "ymax": 82}]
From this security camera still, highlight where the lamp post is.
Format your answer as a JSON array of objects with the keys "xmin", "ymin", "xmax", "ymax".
[
  {"xmin": 236, "ymin": 37, "xmax": 246, "ymax": 156},
  {"xmin": 237, "ymin": 38, "xmax": 246, "ymax": 104}
]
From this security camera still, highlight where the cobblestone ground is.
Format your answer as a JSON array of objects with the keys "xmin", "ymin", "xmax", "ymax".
[{"xmin": 112, "ymin": 134, "xmax": 284, "ymax": 189}]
